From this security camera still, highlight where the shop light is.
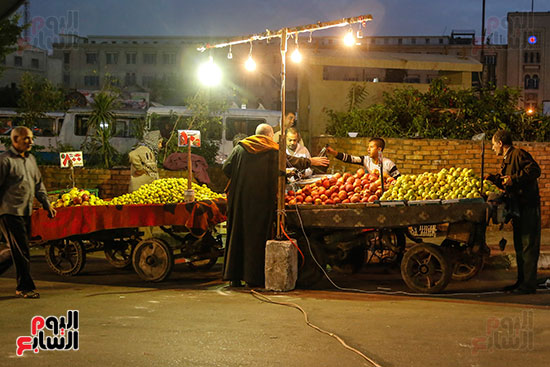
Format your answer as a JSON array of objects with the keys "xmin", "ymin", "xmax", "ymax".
[
  {"xmin": 198, "ymin": 56, "xmax": 222, "ymax": 86},
  {"xmin": 227, "ymin": 45, "xmax": 233, "ymax": 59},
  {"xmin": 291, "ymin": 33, "xmax": 302, "ymax": 63},
  {"xmin": 526, "ymin": 108, "xmax": 534, "ymax": 115},
  {"xmin": 245, "ymin": 41, "xmax": 256, "ymax": 71}
]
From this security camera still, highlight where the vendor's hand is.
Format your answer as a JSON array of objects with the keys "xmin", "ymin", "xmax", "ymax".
[
  {"xmin": 310, "ymin": 157, "xmax": 329, "ymax": 167},
  {"xmin": 132, "ymin": 169, "xmax": 146, "ymax": 177},
  {"xmin": 501, "ymin": 175, "xmax": 512, "ymax": 187},
  {"xmin": 47, "ymin": 207, "xmax": 57, "ymax": 218},
  {"xmin": 326, "ymin": 146, "xmax": 338, "ymax": 156}
]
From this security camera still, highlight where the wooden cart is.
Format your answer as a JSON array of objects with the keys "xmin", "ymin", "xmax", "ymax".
[
  {"xmin": 30, "ymin": 199, "xmax": 227, "ymax": 282},
  {"xmin": 285, "ymin": 199, "xmax": 494, "ymax": 293}
]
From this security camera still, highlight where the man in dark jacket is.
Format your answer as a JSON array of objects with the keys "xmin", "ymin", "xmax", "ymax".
[
  {"xmin": 222, "ymin": 124, "xmax": 328, "ymax": 287},
  {"xmin": 487, "ymin": 130, "xmax": 541, "ymax": 294}
]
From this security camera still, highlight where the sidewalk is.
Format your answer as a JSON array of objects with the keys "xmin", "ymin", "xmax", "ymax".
[{"xmin": 485, "ymin": 228, "xmax": 550, "ymax": 269}]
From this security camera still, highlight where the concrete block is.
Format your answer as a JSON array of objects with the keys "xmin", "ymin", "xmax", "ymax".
[{"xmin": 265, "ymin": 240, "xmax": 298, "ymax": 291}]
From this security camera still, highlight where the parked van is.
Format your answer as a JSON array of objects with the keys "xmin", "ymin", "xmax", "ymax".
[{"xmin": 147, "ymin": 106, "xmax": 282, "ymax": 162}]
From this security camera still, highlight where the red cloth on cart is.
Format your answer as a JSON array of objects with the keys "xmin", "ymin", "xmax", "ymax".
[{"xmin": 30, "ymin": 199, "xmax": 227, "ymax": 242}]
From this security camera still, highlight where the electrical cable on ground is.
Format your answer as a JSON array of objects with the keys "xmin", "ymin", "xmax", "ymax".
[{"xmin": 250, "ymin": 289, "xmax": 383, "ymax": 367}]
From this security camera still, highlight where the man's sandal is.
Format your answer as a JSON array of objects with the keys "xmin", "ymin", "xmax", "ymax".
[{"xmin": 15, "ymin": 290, "xmax": 40, "ymax": 299}]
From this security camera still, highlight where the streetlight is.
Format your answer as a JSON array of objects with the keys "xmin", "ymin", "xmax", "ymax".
[{"xmin": 197, "ymin": 56, "xmax": 222, "ymax": 86}]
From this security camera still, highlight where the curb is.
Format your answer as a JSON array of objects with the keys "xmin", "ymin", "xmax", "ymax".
[{"xmin": 485, "ymin": 252, "xmax": 550, "ymax": 270}]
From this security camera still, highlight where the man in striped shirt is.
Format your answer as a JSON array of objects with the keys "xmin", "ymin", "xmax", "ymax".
[{"xmin": 326, "ymin": 137, "xmax": 401, "ymax": 178}]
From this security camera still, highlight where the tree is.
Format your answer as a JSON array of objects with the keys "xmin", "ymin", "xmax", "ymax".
[
  {"xmin": 0, "ymin": 14, "xmax": 27, "ymax": 77},
  {"xmin": 18, "ymin": 72, "xmax": 67, "ymax": 126}
]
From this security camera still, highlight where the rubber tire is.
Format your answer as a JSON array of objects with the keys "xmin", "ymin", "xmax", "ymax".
[
  {"xmin": 132, "ymin": 238, "xmax": 173, "ymax": 282},
  {"xmin": 400, "ymin": 243, "xmax": 451, "ymax": 294},
  {"xmin": 104, "ymin": 240, "xmax": 135, "ymax": 269},
  {"xmin": 451, "ymin": 254, "xmax": 484, "ymax": 281},
  {"xmin": 44, "ymin": 239, "xmax": 86, "ymax": 276}
]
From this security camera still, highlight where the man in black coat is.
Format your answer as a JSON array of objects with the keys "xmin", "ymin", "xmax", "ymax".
[
  {"xmin": 487, "ymin": 130, "xmax": 541, "ymax": 294},
  {"xmin": 222, "ymin": 124, "xmax": 328, "ymax": 287}
]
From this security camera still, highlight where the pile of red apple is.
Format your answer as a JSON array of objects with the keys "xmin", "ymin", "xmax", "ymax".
[{"xmin": 286, "ymin": 168, "xmax": 396, "ymax": 205}]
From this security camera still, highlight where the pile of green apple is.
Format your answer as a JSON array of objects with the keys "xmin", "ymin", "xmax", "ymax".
[{"xmin": 379, "ymin": 167, "xmax": 502, "ymax": 201}]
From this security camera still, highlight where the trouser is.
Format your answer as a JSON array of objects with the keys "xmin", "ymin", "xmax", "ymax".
[
  {"xmin": 512, "ymin": 205, "xmax": 541, "ymax": 291},
  {"xmin": 0, "ymin": 215, "xmax": 36, "ymax": 291}
]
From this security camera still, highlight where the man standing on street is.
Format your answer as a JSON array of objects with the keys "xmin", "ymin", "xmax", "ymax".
[
  {"xmin": 0, "ymin": 126, "xmax": 56, "ymax": 299},
  {"xmin": 487, "ymin": 130, "xmax": 541, "ymax": 294},
  {"xmin": 222, "ymin": 123, "xmax": 328, "ymax": 287}
]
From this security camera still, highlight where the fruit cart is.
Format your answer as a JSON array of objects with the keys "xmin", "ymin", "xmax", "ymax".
[
  {"xmin": 285, "ymin": 198, "xmax": 495, "ymax": 293},
  {"xmin": 30, "ymin": 199, "xmax": 227, "ymax": 282}
]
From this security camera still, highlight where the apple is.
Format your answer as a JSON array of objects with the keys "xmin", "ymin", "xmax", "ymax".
[{"xmin": 368, "ymin": 195, "xmax": 378, "ymax": 202}]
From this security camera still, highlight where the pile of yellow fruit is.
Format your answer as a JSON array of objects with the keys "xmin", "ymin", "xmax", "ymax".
[
  {"xmin": 51, "ymin": 187, "xmax": 106, "ymax": 208},
  {"xmin": 108, "ymin": 178, "xmax": 225, "ymax": 205},
  {"xmin": 380, "ymin": 167, "xmax": 502, "ymax": 201}
]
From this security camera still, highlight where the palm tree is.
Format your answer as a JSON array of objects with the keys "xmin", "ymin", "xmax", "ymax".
[{"xmin": 88, "ymin": 92, "xmax": 119, "ymax": 168}]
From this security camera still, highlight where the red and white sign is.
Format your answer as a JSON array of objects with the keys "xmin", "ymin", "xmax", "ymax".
[
  {"xmin": 60, "ymin": 152, "xmax": 84, "ymax": 168},
  {"xmin": 178, "ymin": 130, "xmax": 201, "ymax": 148}
]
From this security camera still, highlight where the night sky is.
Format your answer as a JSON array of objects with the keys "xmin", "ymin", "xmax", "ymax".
[{"xmin": 26, "ymin": 0, "xmax": 550, "ymax": 48}]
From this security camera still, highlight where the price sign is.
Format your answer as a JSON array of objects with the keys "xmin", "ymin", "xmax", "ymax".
[
  {"xmin": 60, "ymin": 151, "xmax": 84, "ymax": 168},
  {"xmin": 178, "ymin": 130, "xmax": 201, "ymax": 147}
]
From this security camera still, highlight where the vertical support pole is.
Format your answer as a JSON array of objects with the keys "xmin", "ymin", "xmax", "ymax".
[
  {"xmin": 276, "ymin": 28, "xmax": 287, "ymax": 239},
  {"xmin": 187, "ymin": 143, "xmax": 192, "ymax": 190},
  {"xmin": 480, "ymin": 139, "xmax": 485, "ymax": 196}
]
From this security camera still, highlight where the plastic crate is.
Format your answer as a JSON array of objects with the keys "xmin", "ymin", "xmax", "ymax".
[{"xmin": 409, "ymin": 225, "xmax": 437, "ymax": 237}]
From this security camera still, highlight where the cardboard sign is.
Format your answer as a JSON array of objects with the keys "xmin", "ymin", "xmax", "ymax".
[
  {"xmin": 178, "ymin": 130, "xmax": 201, "ymax": 147},
  {"xmin": 60, "ymin": 151, "xmax": 83, "ymax": 168}
]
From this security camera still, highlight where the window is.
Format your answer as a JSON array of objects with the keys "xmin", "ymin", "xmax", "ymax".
[
  {"xmin": 63, "ymin": 73, "xmax": 70, "ymax": 85},
  {"xmin": 14, "ymin": 56, "xmax": 22, "ymax": 66},
  {"xmin": 398, "ymin": 38, "xmax": 402, "ymax": 45},
  {"xmin": 163, "ymin": 53, "xmax": 176, "ymax": 64},
  {"xmin": 530, "ymin": 52, "xmax": 534, "ymax": 63},
  {"xmin": 106, "ymin": 52, "xmax": 118, "ymax": 64},
  {"xmin": 411, "ymin": 38, "xmax": 416, "ymax": 45},
  {"xmin": 0, "ymin": 116, "xmax": 21, "ymax": 135},
  {"xmin": 525, "ymin": 74, "xmax": 531, "ymax": 89},
  {"xmin": 126, "ymin": 52, "xmax": 137, "ymax": 64},
  {"xmin": 524, "ymin": 52, "xmax": 529, "ymax": 63},
  {"xmin": 439, "ymin": 38, "xmax": 444, "ymax": 44},
  {"xmin": 225, "ymin": 118, "xmax": 266, "ymax": 140},
  {"xmin": 86, "ymin": 53, "xmax": 98, "ymax": 64},
  {"xmin": 425, "ymin": 38, "xmax": 430, "ymax": 44},
  {"xmin": 1, "ymin": 55, "xmax": 6, "ymax": 64},
  {"xmin": 75, "ymin": 115, "xmax": 90, "ymax": 136},
  {"xmin": 84, "ymin": 75, "xmax": 100, "ymax": 87},
  {"xmin": 143, "ymin": 53, "xmax": 156, "ymax": 64},
  {"xmin": 532, "ymin": 75, "xmax": 539, "ymax": 90},
  {"xmin": 31, "ymin": 58, "xmax": 39, "ymax": 68},
  {"xmin": 63, "ymin": 52, "xmax": 70, "ymax": 64},
  {"xmin": 125, "ymin": 72, "xmax": 136, "ymax": 85},
  {"xmin": 142, "ymin": 75, "xmax": 155, "ymax": 88},
  {"xmin": 536, "ymin": 52, "xmax": 540, "ymax": 64},
  {"xmin": 33, "ymin": 117, "xmax": 56, "ymax": 136}
]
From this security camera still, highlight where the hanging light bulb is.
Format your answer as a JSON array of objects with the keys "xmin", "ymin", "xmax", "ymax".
[
  {"xmin": 291, "ymin": 32, "xmax": 302, "ymax": 63},
  {"xmin": 197, "ymin": 56, "xmax": 222, "ymax": 86},
  {"xmin": 343, "ymin": 28, "xmax": 356, "ymax": 46},
  {"xmin": 245, "ymin": 41, "xmax": 256, "ymax": 71},
  {"xmin": 227, "ymin": 45, "xmax": 232, "ymax": 59}
]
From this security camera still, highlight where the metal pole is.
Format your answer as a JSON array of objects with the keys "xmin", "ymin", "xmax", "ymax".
[
  {"xmin": 480, "ymin": 139, "xmax": 485, "ymax": 196},
  {"xmin": 480, "ymin": 0, "xmax": 486, "ymax": 87},
  {"xmin": 276, "ymin": 28, "xmax": 287, "ymax": 239}
]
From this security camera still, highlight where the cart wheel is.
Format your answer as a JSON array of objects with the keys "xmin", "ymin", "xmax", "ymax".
[
  {"xmin": 296, "ymin": 235, "xmax": 327, "ymax": 288},
  {"xmin": 380, "ymin": 229, "xmax": 406, "ymax": 265},
  {"xmin": 452, "ymin": 254, "xmax": 484, "ymax": 281},
  {"xmin": 132, "ymin": 238, "xmax": 173, "ymax": 282},
  {"xmin": 187, "ymin": 257, "xmax": 218, "ymax": 271},
  {"xmin": 400, "ymin": 243, "xmax": 451, "ymax": 294},
  {"xmin": 104, "ymin": 240, "xmax": 136, "ymax": 269},
  {"xmin": 45, "ymin": 239, "xmax": 86, "ymax": 276}
]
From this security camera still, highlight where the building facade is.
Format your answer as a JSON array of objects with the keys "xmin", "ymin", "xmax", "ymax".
[{"xmin": 0, "ymin": 45, "xmax": 62, "ymax": 88}]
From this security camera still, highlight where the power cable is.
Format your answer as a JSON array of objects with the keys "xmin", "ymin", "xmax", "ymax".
[{"xmin": 251, "ymin": 289, "xmax": 383, "ymax": 367}]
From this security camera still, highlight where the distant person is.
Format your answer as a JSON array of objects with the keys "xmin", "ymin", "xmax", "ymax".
[
  {"xmin": 128, "ymin": 130, "xmax": 162, "ymax": 192},
  {"xmin": 486, "ymin": 130, "xmax": 541, "ymax": 294},
  {"xmin": 0, "ymin": 126, "xmax": 56, "ymax": 299},
  {"xmin": 286, "ymin": 127, "xmax": 312, "ymax": 178},
  {"xmin": 222, "ymin": 123, "xmax": 328, "ymax": 287},
  {"xmin": 273, "ymin": 111, "xmax": 304, "ymax": 146},
  {"xmin": 327, "ymin": 137, "xmax": 401, "ymax": 178}
]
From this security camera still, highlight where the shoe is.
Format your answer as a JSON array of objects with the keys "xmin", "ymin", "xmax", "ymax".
[
  {"xmin": 502, "ymin": 283, "xmax": 520, "ymax": 292},
  {"xmin": 229, "ymin": 280, "xmax": 243, "ymax": 287},
  {"xmin": 511, "ymin": 288, "xmax": 536, "ymax": 295},
  {"xmin": 15, "ymin": 290, "xmax": 40, "ymax": 299}
]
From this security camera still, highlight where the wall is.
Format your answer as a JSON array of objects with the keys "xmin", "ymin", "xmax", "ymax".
[
  {"xmin": 312, "ymin": 136, "xmax": 550, "ymax": 227},
  {"xmin": 40, "ymin": 165, "xmax": 228, "ymax": 199}
]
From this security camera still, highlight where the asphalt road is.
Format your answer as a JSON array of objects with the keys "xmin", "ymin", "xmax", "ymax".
[{"xmin": 1, "ymin": 250, "xmax": 549, "ymax": 367}]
